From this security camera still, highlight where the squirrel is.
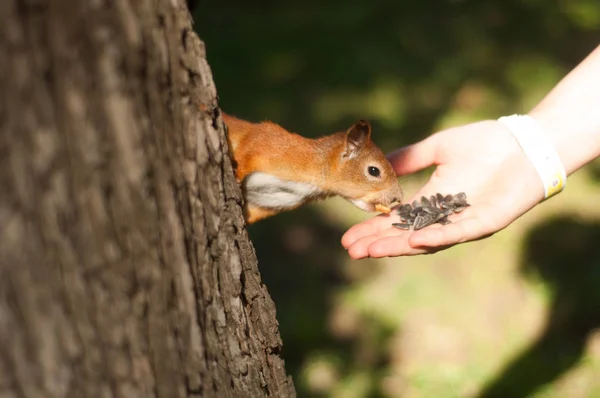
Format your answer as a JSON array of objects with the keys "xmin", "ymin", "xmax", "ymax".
[{"xmin": 221, "ymin": 111, "xmax": 403, "ymax": 224}]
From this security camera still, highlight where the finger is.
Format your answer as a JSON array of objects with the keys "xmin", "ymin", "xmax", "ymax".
[
  {"xmin": 341, "ymin": 213, "xmax": 396, "ymax": 248},
  {"xmin": 367, "ymin": 235, "xmax": 440, "ymax": 258},
  {"xmin": 386, "ymin": 135, "xmax": 438, "ymax": 176},
  {"xmin": 408, "ymin": 216, "xmax": 495, "ymax": 248},
  {"xmin": 346, "ymin": 227, "xmax": 407, "ymax": 259}
]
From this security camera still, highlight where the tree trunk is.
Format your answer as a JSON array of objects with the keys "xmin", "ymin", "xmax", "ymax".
[{"xmin": 0, "ymin": 1, "xmax": 295, "ymax": 397}]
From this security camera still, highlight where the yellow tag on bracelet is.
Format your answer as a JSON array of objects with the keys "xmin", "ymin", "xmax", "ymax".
[
  {"xmin": 546, "ymin": 171, "xmax": 566, "ymax": 198},
  {"xmin": 498, "ymin": 114, "xmax": 567, "ymax": 199}
]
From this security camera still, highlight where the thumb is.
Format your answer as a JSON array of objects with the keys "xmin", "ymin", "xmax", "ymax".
[{"xmin": 386, "ymin": 135, "xmax": 438, "ymax": 176}]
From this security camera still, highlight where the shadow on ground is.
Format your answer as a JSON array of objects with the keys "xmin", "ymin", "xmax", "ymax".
[{"xmin": 478, "ymin": 216, "xmax": 600, "ymax": 398}]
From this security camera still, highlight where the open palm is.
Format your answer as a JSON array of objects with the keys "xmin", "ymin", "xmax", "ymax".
[{"xmin": 342, "ymin": 120, "xmax": 545, "ymax": 258}]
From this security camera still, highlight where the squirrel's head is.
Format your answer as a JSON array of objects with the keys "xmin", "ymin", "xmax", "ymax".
[{"xmin": 329, "ymin": 120, "xmax": 403, "ymax": 213}]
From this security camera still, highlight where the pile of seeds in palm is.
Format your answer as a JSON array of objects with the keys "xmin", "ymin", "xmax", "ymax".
[{"xmin": 392, "ymin": 192, "xmax": 469, "ymax": 231}]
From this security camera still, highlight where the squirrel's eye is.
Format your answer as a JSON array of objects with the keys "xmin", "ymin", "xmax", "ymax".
[{"xmin": 368, "ymin": 166, "xmax": 381, "ymax": 177}]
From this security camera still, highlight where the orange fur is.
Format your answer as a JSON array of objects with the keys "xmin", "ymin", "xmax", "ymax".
[{"xmin": 222, "ymin": 111, "xmax": 403, "ymax": 224}]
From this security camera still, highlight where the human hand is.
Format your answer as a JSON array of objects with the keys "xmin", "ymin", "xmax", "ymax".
[{"xmin": 342, "ymin": 120, "xmax": 546, "ymax": 258}]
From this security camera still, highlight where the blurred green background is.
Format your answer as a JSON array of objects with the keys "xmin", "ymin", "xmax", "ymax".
[{"xmin": 193, "ymin": 2, "xmax": 600, "ymax": 397}]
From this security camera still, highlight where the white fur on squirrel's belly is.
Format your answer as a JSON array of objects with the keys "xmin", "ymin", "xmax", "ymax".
[{"xmin": 244, "ymin": 172, "xmax": 320, "ymax": 209}]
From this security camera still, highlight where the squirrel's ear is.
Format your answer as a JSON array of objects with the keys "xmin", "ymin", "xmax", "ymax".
[{"xmin": 342, "ymin": 120, "xmax": 371, "ymax": 159}]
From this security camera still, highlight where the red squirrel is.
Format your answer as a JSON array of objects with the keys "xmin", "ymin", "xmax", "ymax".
[{"xmin": 222, "ymin": 112, "xmax": 403, "ymax": 224}]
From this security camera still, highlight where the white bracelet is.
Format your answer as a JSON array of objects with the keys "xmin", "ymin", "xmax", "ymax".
[{"xmin": 498, "ymin": 114, "xmax": 567, "ymax": 199}]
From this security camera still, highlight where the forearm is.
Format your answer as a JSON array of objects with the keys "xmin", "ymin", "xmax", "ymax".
[{"xmin": 529, "ymin": 45, "xmax": 600, "ymax": 176}]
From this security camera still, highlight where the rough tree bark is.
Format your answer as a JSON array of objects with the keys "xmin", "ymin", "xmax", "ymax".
[{"xmin": 0, "ymin": 1, "xmax": 295, "ymax": 397}]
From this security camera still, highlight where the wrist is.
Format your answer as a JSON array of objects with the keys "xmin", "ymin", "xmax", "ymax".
[
  {"xmin": 527, "ymin": 46, "xmax": 600, "ymax": 176},
  {"xmin": 528, "ymin": 108, "xmax": 600, "ymax": 177},
  {"xmin": 527, "ymin": 110, "xmax": 576, "ymax": 176},
  {"xmin": 497, "ymin": 115, "xmax": 567, "ymax": 200}
]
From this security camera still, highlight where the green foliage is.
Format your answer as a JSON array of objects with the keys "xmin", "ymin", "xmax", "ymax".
[{"xmin": 194, "ymin": 2, "xmax": 600, "ymax": 397}]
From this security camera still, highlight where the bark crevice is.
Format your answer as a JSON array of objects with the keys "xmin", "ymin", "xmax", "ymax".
[{"xmin": 0, "ymin": 0, "xmax": 295, "ymax": 397}]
